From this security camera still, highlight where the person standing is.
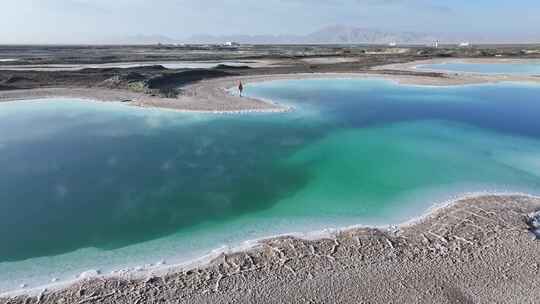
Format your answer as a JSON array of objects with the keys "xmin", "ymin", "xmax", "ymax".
[{"xmin": 238, "ymin": 81, "xmax": 244, "ymax": 97}]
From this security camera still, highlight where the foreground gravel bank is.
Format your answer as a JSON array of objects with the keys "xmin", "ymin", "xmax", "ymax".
[{"xmin": 2, "ymin": 194, "xmax": 539, "ymax": 303}]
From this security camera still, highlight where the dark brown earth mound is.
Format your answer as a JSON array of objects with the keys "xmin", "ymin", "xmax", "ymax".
[
  {"xmin": 214, "ymin": 64, "xmax": 251, "ymax": 70},
  {"xmin": 145, "ymin": 69, "xmax": 232, "ymax": 89}
]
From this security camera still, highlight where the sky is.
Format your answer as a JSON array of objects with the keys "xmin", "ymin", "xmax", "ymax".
[{"xmin": 0, "ymin": 0, "xmax": 539, "ymax": 44}]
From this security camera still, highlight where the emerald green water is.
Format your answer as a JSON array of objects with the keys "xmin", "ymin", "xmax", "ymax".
[{"xmin": 2, "ymin": 79, "xmax": 540, "ymax": 293}]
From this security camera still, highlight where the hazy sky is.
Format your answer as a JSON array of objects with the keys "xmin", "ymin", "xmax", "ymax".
[{"xmin": 1, "ymin": 0, "xmax": 539, "ymax": 43}]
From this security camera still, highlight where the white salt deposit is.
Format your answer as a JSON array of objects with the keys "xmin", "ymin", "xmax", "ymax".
[{"xmin": 78, "ymin": 269, "xmax": 101, "ymax": 279}]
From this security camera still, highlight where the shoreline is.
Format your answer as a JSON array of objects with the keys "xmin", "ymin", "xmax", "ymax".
[
  {"xmin": 1, "ymin": 69, "xmax": 540, "ymax": 115},
  {"xmin": 2, "ymin": 191, "xmax": 539, "ymax": 299}
]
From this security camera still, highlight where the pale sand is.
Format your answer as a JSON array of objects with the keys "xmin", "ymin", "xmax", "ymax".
[
  {"xmin": 0, "ymin": 86, "xmax": 288, "ymax": 114},
  {"xmin": 2, "ymin": 194, "xmax": 539, "ymax": 303},
  {"xmin": 1, "ymin": 71, "xmax": 539, "ymax": 114},
  {"xmin": 299, "ymin": 57, "xmax": 361, "ymax": 65}
]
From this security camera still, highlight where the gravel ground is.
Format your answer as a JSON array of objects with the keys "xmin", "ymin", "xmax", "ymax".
[{"xmin": 1, "ymin": 70, "xmax": 539, "ymax": 114}]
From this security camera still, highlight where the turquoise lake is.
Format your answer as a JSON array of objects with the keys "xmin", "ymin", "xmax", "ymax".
[
  {"xmin": 1, "ymin": 79, "xmax": 540, "ymax": 292},
  {"xmin": 417, "ymin": 62, "xmax": 540, "ymax": 75}
]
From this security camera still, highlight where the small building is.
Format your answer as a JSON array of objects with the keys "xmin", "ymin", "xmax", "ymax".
[
  {"xmin": 388, "ymin": 42, "xmax": 397, "ymax": 47},
  {"xmin": 459, "ymin": 42, "xmax": 471, "ymax": 48},
  {"xmin": 223, "ymin": 41, "xmax": 241, "ymax": 47}
]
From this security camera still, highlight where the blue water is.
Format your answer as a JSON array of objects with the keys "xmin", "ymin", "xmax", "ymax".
[
  {"xmin": 1, "ymin": 79, "xmax": 540, "ymax": 293},
  {"xmin": 417, "ymin": 62, "xmax": 540, "ymax": 75}
]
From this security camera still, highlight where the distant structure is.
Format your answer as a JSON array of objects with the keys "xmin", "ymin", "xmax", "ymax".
[
  {"xmin": 388, "ymin": 42, "xmax": 397, "ymax": 47},
  {"xmin": 459, "ymin": 42, "xmax": 471, "ymax": 48},
  {"xmin": 434, "ymin": 40, "xmax": 439, "ymax": 48},
  {"xmin": 223, "ymin": 41, "xmax": 241, "ymax": 47}
]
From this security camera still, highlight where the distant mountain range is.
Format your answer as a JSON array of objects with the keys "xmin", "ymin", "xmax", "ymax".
[
  {"xmin": 99, "ymin": 26, "xmax": 538, "ymax": 45},
  {"xmin": 99, "ymin": 34, "xmax": 179, "ymax": 45},
  {"xmin": 186, "ymin": 25, "xmax": 463, "ymax": 45}
]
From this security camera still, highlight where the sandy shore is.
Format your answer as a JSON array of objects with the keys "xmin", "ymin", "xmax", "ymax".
[
  {"xmin": 1, "ymin": 194, "xmax": 539, "ymax": 303},
  {"xmin": 1, "ymin": 70, "xmax": 539, "ymax": 115},
  {"xmin": 0, "ymin": 85, "xmax": 287, "ymax": 114}
]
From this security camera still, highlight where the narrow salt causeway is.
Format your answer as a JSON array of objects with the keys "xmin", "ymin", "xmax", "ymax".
[
  {"xmin": 416, "ymin": 61, "xmax": 540, "ymax": 75},
  {"xmin": 0, "ymin": 60, "xmax": 270, "ymax": 71},
  {"xmin": 2, "ymin": 79, "xmax": 540, "ymax": 294},
  {"xmin": 374, "ymin": 59, "xmax": 540, "ymax": 78}
]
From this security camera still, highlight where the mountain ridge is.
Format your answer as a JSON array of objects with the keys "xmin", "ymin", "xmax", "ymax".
[{"xmin": 186, "ymin": 25, "xmax": 448, "ymax": 45}]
